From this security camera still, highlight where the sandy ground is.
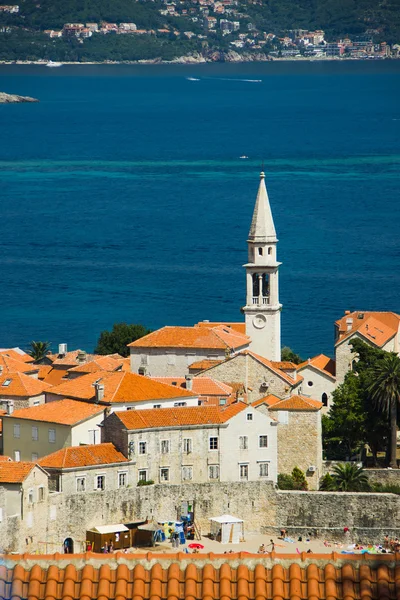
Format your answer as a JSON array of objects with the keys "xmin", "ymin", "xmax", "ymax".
[{"xmin": 129, "ymin": 533, "xmax": 387, "ymax": 556}]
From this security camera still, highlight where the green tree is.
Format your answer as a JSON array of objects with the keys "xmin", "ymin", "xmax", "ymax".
[
  {"xmin": 95, "ymin": 322, "xmax": 151, "ymax": 357},
  {"xmin": 331, "ymin": 463, "xmax": 370, "ymax": 491},
  {"xmin": 277, "ymin": 467, "xmax": 308, "ymax": 490},
  {"xmin": 319, "ymin": 472, "xmax": 337, "ymax": 490},
  {"xmin": 29, "ymin": 341, "xmax": 51, "ymax": 362},
  {"xmin": 368, "ymin": 353, "xmax": 400, "ymax": 468},
  {"xmin": 281, "ymin": 347, "xmax": 303, "ymax": 364}
]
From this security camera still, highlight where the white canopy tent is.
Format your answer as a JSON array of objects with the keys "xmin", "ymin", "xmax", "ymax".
[{"xmin": 209, "ymin": 514, "xmax": 244, "ymax": 544}]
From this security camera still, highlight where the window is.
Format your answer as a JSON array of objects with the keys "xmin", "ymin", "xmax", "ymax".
[
  {"xmin": 140, "ymin": 355, "xmax": 148, "ymax": 365},
  {"xmin": 247, "ymin": 414, "xmax": 253, "ymax": 421},
  {"xmin": 259, "ymin": 463, "xmax": 269, "ymax": 477},
  {"xmin": 268, "ymin": 247, "xmax": 272, "ymax": 255},
  {"xmin": 219, "ymin": 398, "xmax": 226, "ymax": 406},
  {"xmin": 209, "ymin": 437, "xmax": 218, "ymax": 450},
  {"xmin": 239, "ymin": 464, "xmax": 249, "ymax": 481},
  {"xmin": 31, "ymin": 453, "xmax": 38, "ymax": 462},
  {"xmin": 209, "ymin": 465, "xmax": 219, "ymax": 480},
  {"xmin": 167, "ymin": 353, "xmax": 176, "ymax": 365},
  {"xmin": 32, "ymin": 426, "xmax": 38, "ymax": 441},
  {"xmin": 153, "ymin": 404, "xmax": 161, "ymax": 409},
  {"xmin": 259, "ymin": 435, "xmax": 268, "ymax": 448},
  {"xmin": 160, "ymin": 440, "xmax": 170, "ymax": 454},
  {"xmin": 182, "ymin": 466, "xmax": 193, "ymax": 481},
  {"xmin": 14, "ymin": 450, "xmax": 20, "ymax": 462},
  {"xmin": 139, "ymin": 441, "xmax": 147, "ymax": 455},
  {"xmin": 258, "ymin": 247, "xmax": 263, "ymax": 256},
  {"xmin": 28, "ymin": 489, "xmax": 34, "ymax": 504},
  {"xmin": 174, "ymin": 402, "xmax": 187, "ymax": 407},
  {"xmin": 96, "ymin": 475, "xmax": 105, "ymax": 490},
  {"xmin": 48, "ymin": 428, "xmax": 56, "ymax": 443},
  {"xmin": 239, "ymin": 436, "xmax": 248, "ymax": 450},
  {"xmin": 76, "ymin": 477, "xmax": 86, "ymax": 492},
  {"xmin": 13, "ymin": 424, "xmax": 20, "ymax": 439},
  {"xmin": 2, "ymin": 379, "xmax": 11, "ymax": 387},
  {"xmin": 307, "ymin": 381, "xmax": 314, "ymax": 387},
  {"xmin": 160, "ymin": 468, "xmax": 169, "ymax": 482},
  {"xmin": 322, "ymin": 393, "xmax": 328, "ymax": 407},
  {"xmin": 33, "ymin": 400, "xmax": 40, "ymax": 406},
  {"xmin": 138, "ymin": 470, "xmax": 147, "ymax": 482},
  {"xmin": 118, "ymin": 472, "xmax": 128, "ymax": 488},
  {"xmin": 183, "ymin": 438, "xmax": 192, "ymax": 453},
  {"xmin": 38, "ymin": 487, "xmax": 45, "ymax": 502}
]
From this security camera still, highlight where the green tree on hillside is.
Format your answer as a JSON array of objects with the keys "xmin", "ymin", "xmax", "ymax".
[{"xmin": 95, "ymin": 322, "xmax": 151, "ymax": 357}]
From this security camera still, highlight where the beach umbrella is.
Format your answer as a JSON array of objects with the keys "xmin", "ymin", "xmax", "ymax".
[{"xmin": 188, "ymin": 543, "xmax": 204, "ymax": 549}]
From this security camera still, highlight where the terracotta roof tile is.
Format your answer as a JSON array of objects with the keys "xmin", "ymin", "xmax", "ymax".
[
  {"xmin": 68, "ymin": 356, "xmax": 124, "ymax": 374},
  {"xmin": 335, "ymin": 311, "xmax": 400, "ymax": 348},
  {"xmin": 0, "ymin": 347, "xmax": 34, "ymax": 363},
  {"xmin": 42, "ymin": 368, "xmax": 69, "ymax": 386},
  {"xmin": 188, "ymin": 359, "xmax": 223, "ymax": 371},
  {"xmin": 0, "ymin": 354, "xmax": 38, "ymax": 375},
  {"xmin": 195, "ymin": 321, "xmax": 247, "ymax": 334},
  {"xmin": 0, "ymin": 372, "xmax": 50, "ymax": 397},
  {"xmin": 5, "ymin": 399, "xmax": 104, "ymax": 425},
  {"xmin": 152, "ymin": 377, "xmax": 232, "ymax": 397},
  {"xmin": 268, "ymin": 394, "xmax": 323, "ymax": 411},
  {"xmin": 0, "ymin": 461, "xmax": 35, "ymax": 483},
  {"xmin": 51, "ymin": 349, "xmax": 98, "ymax": 367},
  {"xmin": 1, "ymin": 554, "xmax": 399, "ymax": 599},
  {"xmin": 38, "ymin": 443, "xmax": 128, "ymax": 469},
  {"xmin": 113, "ymin": 402, "xmax": 246, "ymax": 430},
  {"xmin": 37, "ymin": 365, "xmax": 53, "ymax": 380},
  {"xmin": 128, "ymin": 325, "xmax": 250, "ymax": 350},
  {"xmin": 297, "ymin": 354, "xmax": 336, "ymax": 378}
]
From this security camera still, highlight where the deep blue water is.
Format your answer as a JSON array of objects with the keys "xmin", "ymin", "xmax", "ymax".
[{"xmin": 0, "ymin": 61, "xmax": 399, "ymax": 358}]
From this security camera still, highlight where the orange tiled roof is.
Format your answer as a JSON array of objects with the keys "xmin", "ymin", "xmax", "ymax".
[
  {"xmin": 42, "ymin": 368, "xmax": 69, "ymax": 386},
  {"xmin": 51, "ymin": 349, "xmax": 98, "ymax": 367},
  {"xmin": 68, "ymin": 355, "xmax": 124, "ymax": 374},
  {"xmin": 0, "ymin": 354, "xmax": 38, "ymax": 375},
  {"xmin": 195, "ymin": 321, "xmax": 247, "ymax": 334},
  {"xmin": 252, "ymin": 394, "xmax": 282, "ymax": 408},
  {"xmin": 37, "ymin": 365, "xmax": 53, "ymax": 380},
  {"xmin": 335, "ymin": 311, "xmax": 400, "ymax": 348},
  {"xmin": 0, "ymin": 455, "xmax": 12, "ymax": 461},
  {"xmin": 113, "ymin": 402, "xmax": 246, "ymax": 430},
  {"xmin": 0, "ymin": 372, "xmax": 50, "ymax": 397},
  {"xmin": 5, "ymin": 399, "xmax": 104, "ymax": 425},
  {"xmin": 38, "ymin": 443, "xmax": 128, "ymax": 469},
  {"xmin": 188, "ymin": 359, "xmax": 223, "ymax": 371},
  {"xmin": 0, "ymin": 347, "xmax": 34, "ymax": 363},
  {"xmin": 48, "ymin": 371, "xmax": 195, "ymax": 404},
  {"xmin": 1, "ymin": 554, "xmax": 399, "ymax": 599},
  {"xmin": 0, "ymin": 461, "xmax": 35, "ymax": 483},
  {"xmin": 268, "ymin": 394, "xmax": 322, "ymax": 411},
  {"xmin": 128, "ymin": 325, "xmax": 250, "ymax": 350},
  {"xmin": 152, "ymin": 377, "xmax": 232, "ymax": 397},
  {"xmin": 297, "ymin": 354, "xmax": 336, "ymax": 379}
]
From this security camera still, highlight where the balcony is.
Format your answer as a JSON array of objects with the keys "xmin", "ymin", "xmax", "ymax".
[{"xmin": 252, "ymin": 296, "xmax": 270, "ymax": 306}]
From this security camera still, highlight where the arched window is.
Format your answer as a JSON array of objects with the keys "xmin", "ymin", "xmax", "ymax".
[
  {"xmin": 268, "ymin": 247, "xmax": 272, "ymax": 255},
  {"xmin": 258, "ymin": 247, "xmax": 263, "ymax": 256},
  {"xmin": 322, "ymin": 393, "xmax": 328, "ymax": 407},
  {"xmin": 262, "ymin": 274, "xmax": 269, "ymax": 297},
  {"xmin": 252, "ymin": 273, "xmax": 260, "ymax": 296}
]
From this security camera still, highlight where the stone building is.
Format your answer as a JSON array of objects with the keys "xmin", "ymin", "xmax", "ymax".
[
  {"xmin": 128, "ymin": 324, "xmax": 250, "ymax": 377},
  {"xmin": 254, "ymin": 394, "xmax": 323, "ymax": 489},
  {"xmin": 2, "ymin": 399, "xmax": 106, "ymax": 462},
  {"xmin": 243, "ymin": 172, "xmax": 282, "ymax": 361},
  {"xmin": 38, "ymin": 443, "xmax": 132, "ymax": 496},
  {"xmin": 45, "ymin": 370, "xmax": 198, "ymax": 411},
  {"xmin": 296, "ymin": 354, "xmax": 336, "ymax": 412},
  {"xmin": 335, "ymin": 310, "xmax": 400, "ymax": 383},
  {"xmin": 197, "ymin": 350, "xmax": 302, "ymax": 402},
  {"xmin": 102, "ymin": 402, "xmax": 278, "ymax": 485}
]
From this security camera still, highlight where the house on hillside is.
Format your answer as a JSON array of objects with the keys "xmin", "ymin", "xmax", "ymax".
[{"xmin": 296, "ymin": 354, "xmax": 336, "ymax": 412}]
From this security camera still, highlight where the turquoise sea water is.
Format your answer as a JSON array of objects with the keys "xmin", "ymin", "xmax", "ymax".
[{"xmin": 0, "ymin": 61, "xmax": 399, "ymax": 357}]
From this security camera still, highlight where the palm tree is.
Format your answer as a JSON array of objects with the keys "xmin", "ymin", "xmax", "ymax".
[
  {"xmin": 29, "ymin": 341, "xmax": 51, "ymax": 362},
  {"xmin": 368, "ymin": 353, "xmax": 400, "ymax": 468},
  {"xmin": 331, "ymin": 463, "xmax": 369, "ymax": 491}
]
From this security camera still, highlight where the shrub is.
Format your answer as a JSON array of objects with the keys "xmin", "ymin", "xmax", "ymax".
[
  {"xmin": 137, "ymin": 480, "xmax": 154, "ymax": 486},
  {"xmin": 278, "ymin": 468, "xmax": 308, "ymax": 490}
]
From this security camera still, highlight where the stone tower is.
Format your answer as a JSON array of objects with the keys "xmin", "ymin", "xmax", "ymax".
[{"xmin": 243, "ymin": 172, "xmax": 282, "ymax": 360}]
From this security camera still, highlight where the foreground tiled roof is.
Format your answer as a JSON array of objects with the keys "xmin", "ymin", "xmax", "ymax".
[
  {"xmin": 256, "ymin": 394, "xmax": 322, "ymax": 411},
  {"xmin": 5, "ymin": 399, "xmax": 104, "ymax": 425},
  {"xmin": 38, "ymin": 443, "xmax": 128, "ymax": 469},
  {"xmin": 297, "ymin": 354, "xmax": 336, "ymax": 379},
  {"xmin": 0, "ymin": 347, "xmax": 34, "ymax": 363},
  {"xmin": 0, "ymin": 461, "xmax": 35, "ymax": 483},
  {"xmin": 113, "ymin": 402, "xmax": 247, "ymax": 430},
  {"xmin": 48, "ymin": 371, "xmax": 195, "ymax": 404},
  {"xmin": 152, "ymin": 377, "xmax": 233, "ymax": 397},
  {"xmin": 42, "ymin": 368, "xmax": 69, "ymax": 386},
  {"xmin": 335, "ymin": 311, "xmax": 400, "ymax": 348},
  {"xmin": 68, "ymin": 355, "xmax": 125, "ymax": 374},
  {"xmin": 0, "ymin": 354, "xmax": 38, "ymax": 375},
  {"xmin": 1, "ymin": 553, "xmax": 399, "ymax": 600},
  {"xmin": 0, "ymin": 372, "xmax": 50, "ymax": 397},
  {"xmin": 128, "ymin": 325, "xmax": 250, "ymax": 350}
]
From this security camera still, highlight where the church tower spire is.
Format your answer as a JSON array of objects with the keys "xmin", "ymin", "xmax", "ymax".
[{"xmin": 243, "ymin": 172, "xmax": 282, "ymax": 361}]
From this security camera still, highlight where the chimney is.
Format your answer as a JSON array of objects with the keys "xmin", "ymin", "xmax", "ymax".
[
  {"xmin": 94, "ymin": 382, "xmax": 105, "ymax": 403},
  {"xmin": 6, "ymin": 400, "xmax": 14, "ymax": 415},
  {"xmin": 77, "ymin": 350, "xmax": 87, "ymax": 364},
  {"xmin": 58, "ymin": 343, "xmax": 68, "ymax": 357},
  {"xmin": 344, "ymin": 310, "xmax": 351, "ymax": 315},
  {"xmin": 185, "ymin": 375, "xmax": 193, "ymax": 391},
  {"xmin": 346, "ymin": 318, "xmax": 353, "ymax": 331}
]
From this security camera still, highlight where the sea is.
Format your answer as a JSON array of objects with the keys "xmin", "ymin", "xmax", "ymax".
[{"xmin": 0, "ymin": 61, "xmax": 399, "ymax": 358}]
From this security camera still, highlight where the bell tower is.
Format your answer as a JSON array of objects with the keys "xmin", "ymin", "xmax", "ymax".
[{"xmin": 243, "ymin": 172, "xmax": 282, "ymax": 361}]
